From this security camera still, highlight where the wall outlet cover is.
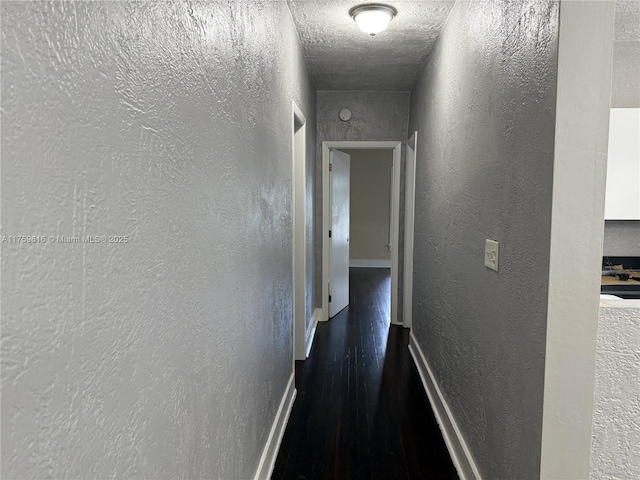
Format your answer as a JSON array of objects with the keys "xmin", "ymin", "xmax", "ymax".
[{"xmin": 485, "ymin": 239, "xmax": 499, "ymax": 272}]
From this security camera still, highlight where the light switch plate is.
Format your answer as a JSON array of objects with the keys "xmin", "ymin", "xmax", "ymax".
[{"xmin": 485, "ymin": 239, "xmax": 499, "ymax": 272}]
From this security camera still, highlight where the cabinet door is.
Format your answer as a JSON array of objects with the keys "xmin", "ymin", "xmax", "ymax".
[{"xmin": 605, "ymin": 108, "xmax": 640, "ymax": 220}]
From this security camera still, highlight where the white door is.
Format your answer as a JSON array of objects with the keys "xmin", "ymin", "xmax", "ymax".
[{"xmin": 329, "ymin": 149, "xmax": 350, "ymax": 318}]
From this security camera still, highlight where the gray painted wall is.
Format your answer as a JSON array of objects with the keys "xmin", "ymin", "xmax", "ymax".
[
  {"xmin": 407, "ymin": 1, "xmax": 559, "ymax": 478},
  {"xmin": 0, "ymin": 1, "xmax": 315, "ymax": 478},
  {"xmin": 603, "ymin": 220, "xmax": 640, "ymax": 257},
  {"xmin": 344, "ymin": 149, "xmax": 393, "ymax": 262},
  {"xmin": 611, "ymin": 41, "xmax": 640, "ymax": 108},
  {"xmin": 315, "ymin": 91, "xmax": 409, "ymax": 315}
]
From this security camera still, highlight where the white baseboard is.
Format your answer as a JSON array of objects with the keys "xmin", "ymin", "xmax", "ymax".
[
  {"xmin": 349, "ymin": 259, "xmax": 392, "ymax": 268},
  {"xmin": 408, "ymin": 332, "xmax": 482, "ymax": 480},
  {"xmin": 253, "ymin": 373, "xmax": 296, "ymax": 480},
  {"xmin": 305, "ymin": 308, "xmax": 320, "ymax": 357}
]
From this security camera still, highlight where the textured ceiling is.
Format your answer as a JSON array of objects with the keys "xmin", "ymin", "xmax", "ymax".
[
  {"xmin": 288, "ymin": 0, "xmax": 638, "ymax": 91},
  {"xmin": 286, "ymin": 0, "xmax": 456, "ymax": 91},
  {"xmin": 615, "ymin": 0, "xmax": 640, "ymax": 41}
]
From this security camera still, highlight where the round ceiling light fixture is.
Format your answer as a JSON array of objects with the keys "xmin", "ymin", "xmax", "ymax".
[{"xmin": 349, "ymin": 3, "xmax": 397, "ymax": 37}]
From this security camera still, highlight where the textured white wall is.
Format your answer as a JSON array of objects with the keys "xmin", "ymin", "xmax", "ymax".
[
  {"xmin": 0, "ymin": 1, "xmax": 315, "ymax": 478},
  {"xmin": 407, "ymin": 1, "xmax": 559, "ymax": 478},
  {"xmin": 590, "ymin": 304, "xmax": 640, "ymax": 480}
]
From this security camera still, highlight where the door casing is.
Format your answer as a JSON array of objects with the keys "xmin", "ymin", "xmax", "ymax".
[
  {"xmin": 403, "ymin": 132, "xmax": 418, "ymax": 330},
  {"xmin": 292, "ymin": 101, "xmax": 307, "ymax": 362},
  {"xmin": 321, "ymin": 141, "xmax": 402, "ymax": 324}
]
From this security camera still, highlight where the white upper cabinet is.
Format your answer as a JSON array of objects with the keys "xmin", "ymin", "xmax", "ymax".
[{"xmin": 605, "ymin": 108, "xmax": 640, "ymax": 220}]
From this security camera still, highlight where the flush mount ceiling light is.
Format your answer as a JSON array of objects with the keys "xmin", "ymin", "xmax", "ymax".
[{"xmin": 349, "ymin": 3, "xmax": 397, "ymax": 37}]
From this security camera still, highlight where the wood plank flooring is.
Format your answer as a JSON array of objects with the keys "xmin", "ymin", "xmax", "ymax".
[{"xmin": 272, "ymin": 268, "xmax": 458, "ymax": 480}]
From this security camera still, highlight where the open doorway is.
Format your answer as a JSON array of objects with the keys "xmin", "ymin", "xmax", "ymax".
[
  {"xmin": 321, "ymin": 141, "xmax": 402, "ymax": 324},
  {"xmin": 343, "ymin": 149, "xmax": 394, "ymax": 270},
  {"xmin": 328, "ymin": 148, "xmax": 394, "ymax": 321}
]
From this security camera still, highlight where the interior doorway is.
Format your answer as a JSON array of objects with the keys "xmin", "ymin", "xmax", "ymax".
[
  {"xmin": 343, "ymin": 148, "xmax": 394, "ymax": 271},
  {"xmin": 322, "ymin": 141, "xmax": 402, "ymax": 324}
]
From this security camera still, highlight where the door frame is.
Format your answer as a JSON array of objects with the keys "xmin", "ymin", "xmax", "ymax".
[
  {"xmin": 403, "ymin": 132, "xmax": 417, "ymax": 330},
  {"xmin": 322, "ymin": 141, "xmax": 402, "ymax": 325},
  {"xmin": 292, "ymin": 101, "xmax": 307, "ymax": 362}
]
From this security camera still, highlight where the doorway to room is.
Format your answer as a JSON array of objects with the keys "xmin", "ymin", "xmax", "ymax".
[{"xmin": 321, "ymin": 141, "xmax": 401, "ymax": 324}]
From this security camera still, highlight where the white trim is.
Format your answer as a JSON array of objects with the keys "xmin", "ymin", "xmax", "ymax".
[
  {"xmin": 389, "ymin": 143, "xmax": 401, "ymax": 325},
  {"xmin": 292, "ymin": 101, "xmax": 307, "ymax": 361},
  {"xmin": 403, "ymin": 132, "xmax": 417, "ymax": 330},
  {"xmin": 541, "ymin": 2, "xmax": 615, "ymax": 478},
  {"xmin": 408, "ymin": 333, "xmax": 482, "ymax": 480},
  {"xmin": 322, "ymin": 141, "xmax": 402, "ymax": 324},
  {"xmin": 253, "ymin": 374, "xmax": 297, "ymax": 480},
  {"xmin": 305, "ymin": 308, "xmax": 321, "ymax": 357},
  {"xmin": 349, "ymin": 259, "xmax": 391, "ymax": 268},
  {"xmin": 322, "ymin": 142, "xmax": 330, "ymax": 321}
]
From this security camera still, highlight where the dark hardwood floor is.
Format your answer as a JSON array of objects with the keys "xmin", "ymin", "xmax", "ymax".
[{"xmin": 272, "ymin": 268, "xmax": 458, "ymax": 480}]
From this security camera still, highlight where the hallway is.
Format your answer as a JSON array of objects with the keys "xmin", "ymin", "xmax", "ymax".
[
  {"xmin": 0, "ymin": 1, "xmax": 625, "ymax": 478},
  {"xmin": 273, "ymin": 268, "xmax": 458, "ymax": 480}
]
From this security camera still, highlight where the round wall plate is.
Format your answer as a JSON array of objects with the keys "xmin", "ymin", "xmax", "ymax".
[{"xmin": 339, "ymin": 108, "xmax": 352, "ymax": 122}]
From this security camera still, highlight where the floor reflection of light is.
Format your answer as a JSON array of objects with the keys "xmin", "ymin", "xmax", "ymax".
[{"xmin": 365, "ymin": 269, "xmax": 391, "ymax": 419}]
